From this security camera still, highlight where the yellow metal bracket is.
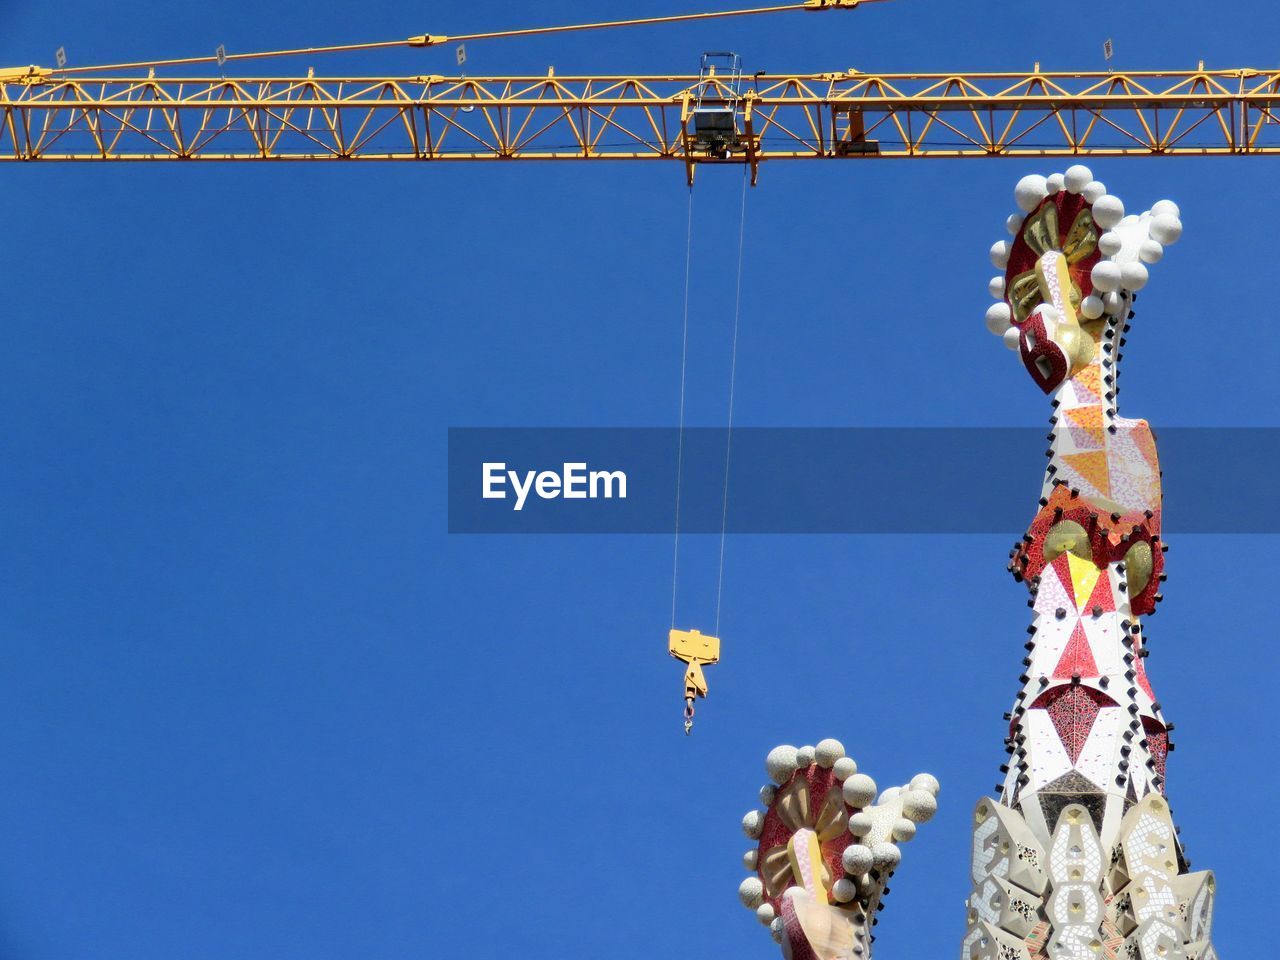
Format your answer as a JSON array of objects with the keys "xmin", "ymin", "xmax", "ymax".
[
  {"xmin": 678, "ymin": 91, "xmax": 697, "ymax": 186},
  {"xmin": 742, "ymin": 92, "xmax": 761, "ymax": 185},
  {"xmin": 683, "ymin": 660, "xmax": 710, "ymax": 699},
  {"xmin": 407, "ymin": 35, "xmax": 450, "ymax": 47},
  {"xmin": 0, "ymin": 65, "xmax": 52, "ymax": 85}
]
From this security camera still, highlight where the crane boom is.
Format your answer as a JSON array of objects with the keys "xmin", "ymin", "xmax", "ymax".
[{"xmin": 3, "ymin": 68, "xmax": 1278, "ymax": 176}]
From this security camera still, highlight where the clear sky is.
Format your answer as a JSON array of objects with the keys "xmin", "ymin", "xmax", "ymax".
[{"xmin": 0, "ymin": 1, "xmax": 1274, "ymax": 958}]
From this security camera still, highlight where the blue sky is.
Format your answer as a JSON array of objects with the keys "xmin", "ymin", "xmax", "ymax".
[{"xmin": 0, "ymin": 1, "xmax": 1275, "ymax": 957}]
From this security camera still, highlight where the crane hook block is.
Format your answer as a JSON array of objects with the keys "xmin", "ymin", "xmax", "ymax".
[{"xmin": 669, "ymin": 628, "xmax": 720, "ymax": 699}]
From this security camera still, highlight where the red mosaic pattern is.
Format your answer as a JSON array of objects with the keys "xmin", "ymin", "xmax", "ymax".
[
  {"xmin": 1012, "ymin": 484, "xmax": 1164, "ymax": 617},
  {"xmin": 1004, "ymin": 191, "xmax": 1101, "ymax": 297},
  {"xmin": 1053, "ymin": 622, "xmax": 1100, "ymax": 679},
  {"xmin": 779, "ymin": 896, "xmax": 821, "ymax": 960},
  {"xmin": 1032, "ymin": 684, "xmax": 1116, "ymax": 763},
  {"xmin": 1133, "ymin": 645, "xmax": 1157, "ymax": 701},
  {"xmin": 1084, "ymin": 569, "xmax": 1115, "ymax": 613},
  {"xmin": 756, "ymin": 763, "xmax": 851, "ymax": 913},
  {"xmin": 1019, "ymin": 306, "xmax": 1072, "ymax": 393},
  {"xmin": 1143, "ymin": 716, "xmax": 1169, "ymax": 784}
]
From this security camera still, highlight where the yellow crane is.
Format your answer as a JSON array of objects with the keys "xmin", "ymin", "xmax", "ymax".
[
  {"xmin": 3, "ymin": 0, "xmax": 1265, "ymax": 731},
  {"xmin": 3, "ymin": 0, "xmax": 1279, "ymax": 183}
]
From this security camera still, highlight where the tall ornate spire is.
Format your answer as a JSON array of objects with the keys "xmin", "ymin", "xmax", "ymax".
[{"xmin": 963, "ymin": 168, "xmax": 1217, "ymax": 960}]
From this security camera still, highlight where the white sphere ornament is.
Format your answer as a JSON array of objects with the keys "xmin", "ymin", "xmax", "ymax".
[
  {"xmin": 1014, "ymin": 174, "xmax": 1050, "ymax": 212},
  {"xmin": 842, "ymin": 773, "xmax": 878, "ymax": 808},
  {"xmin": 892, "ymin": 818, "xmax": 918, "ymax": 842},
  {"xmin": 815, "ymin": 738, "xmax": 846, "ymax": 768},
  {"xmin": 1046, "ymin": 172, "xmax": 1066, "ymax": 194},
  {"xmin": 756, "ymin": 903, "xmax": 776, "ymax": 925},
  {"xmin": 796, "ymin": 745, "xmax": 816, "ymax": 769},
  {"xmin": 743, "ymin": 810, "xmax": 765, "ymax": 839},
  {"xmin": 1120, "ymin": 261, "xmax": 1149, "ymax": 291},
  {"xmin": 739, "ymin": 876, "xmax": 765, "ymax": 908},
  {"xmin": 985, "ymin": 301, "xmax": 1012, "ymax": 335},
  {"xmin": 1090, "ymin": 260, "xmax": 1122, "ymax": 293},
  {"xmin": 1002, "ymin": 326, "xmax": 1022, "ymax": 351},
  {"xmin": 877, "ymin": 786, "xmax": 902, "ymax": 805},
  {"xmin": 760, "ymin": 785, "xmax": 776, "ymax": 806},
  {"xmin": 990, "ymin": 240, "xmax": 1011, "ymax": 269},
  {"xmin": 766, "ymin": 745, "xmax": 800, "ymax": 784},
  {"xmin": 843, "ymin": 843, "xmax": 874, "ymax": 875},
  {"xmin": 847, "ymin": 812, "xmax": 873, "ymax": 837},
  {"xmin": 1139, "ymin": 239, "xmax": 1165, "ymax": 264},
  {"xmin": 1081, "ymin": 295, "xmax": 1105, "ymax": 320},
  {"xmin": 909, "ymin": 773, "xmax": 940, "ymax": 796},
  {"xmin": 832, "ymin": 757, "xmax": 858, "ymax": 781},
  {"xmin": 1064, "ymin": 164, "xmax": 1093, "ymax": 193},
  {"xmin": 1092, "ymin": 195, "xmax": 1125, "ymax": 229},
  {"xmin": 988, "ymin": 275, "xmax": 1006, "ymax": 298},
  {"xmin": 1006, "ymin": 213, "xmax": 1024, "ymax": 235},
  {"xmin": 902, "ymin": 788, "xmax": 939, "ymax": 823},
  {"xmin": 771, "ymin": 918, "xmax": 785, "ymax": 943},
  {"xmin": 1098, "ymin": 231, "xmax": 1123, "ymax": 257},
  {"xmin": 832, "ymin": 877, "xmax": 858, "ymax": 903},
  {"xmin": 872, "ymin": 841, "xmax": 902, "ymax": 869},
  {"xmin": 744, "ymin": 849, "xmax": 759, "ymax": 870},
  {"xmin": 1103, "ymin": 291, "xmax": 1125, "ymax": 316},
  {"xmin": 1150, "ymin": 214, "xmax": 1183, "ymax": 245},
  {"xmin": 1083, "ymin": 181, "xmax": 1107, "ymax": 203},
  {"xmin": 1151, "ymin": 199, "xmax": 1181, "ymax": 219}
]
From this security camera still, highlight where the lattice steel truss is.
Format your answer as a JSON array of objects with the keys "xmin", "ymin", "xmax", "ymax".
[{"xmin": 4, "ymin": 68, "xmax": 1280, "ymax": 179}]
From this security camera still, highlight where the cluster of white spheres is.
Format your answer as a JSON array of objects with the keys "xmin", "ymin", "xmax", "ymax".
[
  {"xmin": 740, "ymin": 743, "xmax": 941, "ymax": 941},
  {"xmin": 762, "ymin": 738, "xmax": 852, "ymax": 786},
  {"xmin": 987, "ymin": 166, "xmax": 1183, "ymax": 346}
]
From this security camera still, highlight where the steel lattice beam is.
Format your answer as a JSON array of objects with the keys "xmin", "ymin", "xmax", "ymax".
[{"xmin": 4, "ymin": 68, "xmax": 1280, "ymax": 175}]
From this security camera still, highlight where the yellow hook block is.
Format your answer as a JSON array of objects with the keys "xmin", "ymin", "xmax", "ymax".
[{"xmin": 669, "ymin": 628, "xmax": 720, "ymax": 699}]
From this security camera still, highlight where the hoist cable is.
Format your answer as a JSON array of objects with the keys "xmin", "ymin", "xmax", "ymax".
[
  {"xmin": 671, "ymin": 186, "xmax": 695, "ymax": 630},
  {"xmin": 51, "ymin": 1, "xmax": 892, "ymax": 77},
  {"xmin": 714, "ymin": 166, "xmax": 749, "ymax": 637}
]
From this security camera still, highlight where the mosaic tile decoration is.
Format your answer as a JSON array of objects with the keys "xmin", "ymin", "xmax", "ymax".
[{"xmin": 965, "ymin": 169, "xmax": 1217, "ymax": 960}]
